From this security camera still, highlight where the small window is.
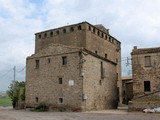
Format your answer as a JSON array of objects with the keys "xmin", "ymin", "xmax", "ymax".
[
  {"xmin": 63, "ymin": 29, "xmax": 66, "ymax": 33},
  {"xmin": 38, "ymin": 34, "xmax": 41, "ymax": 39},
  {"xmin": 36, "ymin": 97, "xmax": 38, "ymax": 103},
  {"xmin": 145, "ymin": 56, "xmax": 151, "ymax": 67},
  {"xmin": 101, "ymin": 33, "xmax": 104, "ymax": 38},
  {"xmin": 35, "ymin": 60, "xmax": 39, "ymax": 68},
  {"xmin": 105, "ymin": 54, "xmax": 107, "ymax": 59},
  {"xmin": 62, "ymin": 56, "xmax": 67, "ymax": 65},
  {"xmin": 115, "ymin": 58, "xmax": 118, "ymax": 63},
  {"xmin": 78, "ymin": 25, "xmax": 81, "ymax": 30},
  {"xmin": 99, "ymin": 80, "xmax": 102, "ymax": 85},
  {"xmin": 59, "ymin": 78, "xmax": 62, "ymax": 84},
  {"xmin": 97, "ymin": 31, "xmax": 100, "ymax": 35},
  {"xmin": 50, "ymin": 32, "xmax": 53, "ymax": 36},
  {"xmin": 144, "ymin": 81, "xmax": 151, "ymax": 92},
  {"xmin": 105, "ymin": 35, "xmax": 107, "ymax": 39},
  {"xmin": 44, "ymin": 33, "xmax": 47, "ymax": 38},
  {"xmin": 59, "ymin": 98, "xmax": 63, "ymax": 103},
  {"xmin": 48, "ymin": 58, "xmax": 50, "ymax": 63},
  {"xmin": 56, "ymin": 30, "xmax": 59, "ymax": 35},
  {"xmin": 123, "ymin": 90, "xmax": 125, "ymax": 95},
  {"xmin": 101, "ymin": 62, "xmax": 104, "ymax": 79},
  {"xmin": 95, "ymin": 51, "xmax": 97, "ymax": 54},
  {"xmin": 93, "ymin": 28, "xmax": 95, "ymax": 33},
  {"xmin": 89, "ymin": 26, "xmax": 91, "ymax": 31},
  {"xmin": 109, "ymin": 37, "xmax": 111, "ymax": 42},
  {"xmin": 70, "ymin": 27, "xmax": 74, "ymax": 32}
]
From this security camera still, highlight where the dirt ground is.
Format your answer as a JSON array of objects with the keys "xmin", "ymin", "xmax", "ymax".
[{"xmin": 0, "ymin": 107, "xmax": 160, "ymax": 120}]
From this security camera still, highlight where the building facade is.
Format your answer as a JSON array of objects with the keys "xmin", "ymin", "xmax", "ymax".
[
  {"xmin": 25, "ymin": 22, "xmax": 121, "ymax": 111},
  {"xmin": 121, "ymin": 76, "xmax": 133, "ymax": 105},
  {"xmin": 130, "ymin": 46, "xmax": 160, "ymax": 110}
]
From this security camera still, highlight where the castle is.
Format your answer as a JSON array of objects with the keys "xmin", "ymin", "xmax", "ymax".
[{"xmin": 25, "ymin": 22, "xmax": 121, "ymax": 111}]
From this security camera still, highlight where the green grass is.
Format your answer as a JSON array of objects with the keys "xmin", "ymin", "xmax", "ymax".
[{"xmin": 0, "ymin": 96, "xmax": 12, "ymax": 107}]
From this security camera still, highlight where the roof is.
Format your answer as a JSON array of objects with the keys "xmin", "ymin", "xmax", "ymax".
[{"xmin": 131, "ymin": 46, "xmax": 160, "ymax": 55}]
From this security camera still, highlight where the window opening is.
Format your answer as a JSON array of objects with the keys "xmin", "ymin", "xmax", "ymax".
[
  {"xmin": 62, "ymin": 56, "xmax": 67, "ymax": 65},
  {"xmin": 97, "ymin": 31, "xmax": 100, "ymax": 35},
  {"xmin": 35, "ymin": 60, "xmax": 39, "ymax": 68},
  {"xmin": 36, "ymin": 97, "xmax": 38, "ymax": 103},
  {"xmin": 93, "ymin": 28, "xmax": 95, "ymax": 33},
  {"xmin": 101, "ymin": 33, "xmax": 104, "ymax": 38},
  {"xmin": 48, "ymin": 58, "xmax": 50, "ymax": 63},
  {"xmin": 70, "ymin": 27, "xmax": 74, "ymax": 32},
  {"xmin": 50, "ymin": 32, "xmax": 53, "ymax": 36},
  {"xmin": 44, "ymin": 33, "xmax": 47, "ymax": 37},
  {"xmin": 78, "ymin": 25, "xmax": 81, "ymax": 30},
  {"xmin": 101, "ymin": 62, "xmax": 104, "ymax": 79},
  {"xmin": 59, "ymin": 78, "xmax": 63, "ymax": 84},
  {"xmin": 56, "ymin": 30, "xmax": 59, "ymax": 35},
  {"xmin": 145, "ymin": 56, "xmax": 151, "ymax": 67},
  {"xmin": 105, "ymin": 54, "xmax": 107, "ymax": 59},
  {"xmin": 63, "ymin": 29, "xmax": 66, "ymax": 33},
  {"xmin": 89, "ymin": 26, "xmax": 91, "ymax": 31},
  {"xmin": 144, "ymin": 81, "xmax": 151, "ymax": 92},
  {"xmin": 59, "ymin": 98, "xmax": 63, "ymax": 103},
  {"xmin": 38, "ymin": 34, "xmax": 41, "ymax": 39}
]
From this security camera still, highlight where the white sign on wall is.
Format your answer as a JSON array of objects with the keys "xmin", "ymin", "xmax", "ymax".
[{"xmin": 69, "ymin": 80, "xmax": 74, "ymax": 86}]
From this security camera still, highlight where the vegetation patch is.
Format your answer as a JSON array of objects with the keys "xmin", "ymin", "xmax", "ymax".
[
  {"xmin": 0, "ymin": 96, "xmax": 12, "ymax": 107},
  {"xmin": 32, "ymin": 104, "xmax": 49, "ymax": 112}
]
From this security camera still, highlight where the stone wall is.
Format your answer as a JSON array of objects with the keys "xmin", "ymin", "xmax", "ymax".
[
  {"xmin": 130, "ymin": 46, "xmax": 160, "ymax": 111},
  {"xmin": 129, "ymin": 92, "xmax": 160, "ymax": 111},
  {"xmin": 81, "ymin": 51, "xmax": 118, "ymax": 111},
  {"xmin": 131, "ymin": 47, "xmax": 160, "ymax": 97},
  {"xmin": 34, "ymin": 21, "xmax": 122, "ymax": 103},
  {"xmin": 26, "ymin": 44, "xmax": 118, "ymax": 111},
  {"xmin": 26, "ymin": 45, "xmax": 83, "ymax": 111}
]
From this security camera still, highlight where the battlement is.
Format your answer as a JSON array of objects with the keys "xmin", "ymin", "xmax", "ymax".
[{"xmin": 35, "ymin": 22, "xmax": 121, "ymax": 52}]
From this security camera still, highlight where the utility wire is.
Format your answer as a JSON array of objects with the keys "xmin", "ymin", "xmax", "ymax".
[{"xmin": 0, "ymin": 68, "xmax": 13, "ymax": 78}]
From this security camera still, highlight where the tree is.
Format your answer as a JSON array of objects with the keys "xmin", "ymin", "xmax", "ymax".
[{"xmin": 7, "ymin": 81, "xmax": 25, "ymax": 108}]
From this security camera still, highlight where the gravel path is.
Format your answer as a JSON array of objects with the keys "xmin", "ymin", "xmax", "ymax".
[{"xmin": 0, "ymin": 107, "xmax": 160, "ymax": 120}]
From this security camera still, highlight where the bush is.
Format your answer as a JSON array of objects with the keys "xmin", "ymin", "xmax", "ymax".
[{"xmin": 35, "ymin": 104, "xmax": 48, "ymax": 112}]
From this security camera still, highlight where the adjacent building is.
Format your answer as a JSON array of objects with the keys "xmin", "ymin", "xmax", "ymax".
[
  {"xmin": 129, "ymin": 46, "xmax": 160, "ymax": 110},
  {"xmin": 121, "ymin": 76, "xmax": 133, "ymax": 105},
  {"xmin": 25, "ymin": 22, "xmax": 121, "ymax": 111}
]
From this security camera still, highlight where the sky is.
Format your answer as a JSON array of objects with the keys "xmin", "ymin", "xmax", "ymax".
[{"xmin": 0, "ymin": 0, "xmax": 160, "ymax": 91}]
